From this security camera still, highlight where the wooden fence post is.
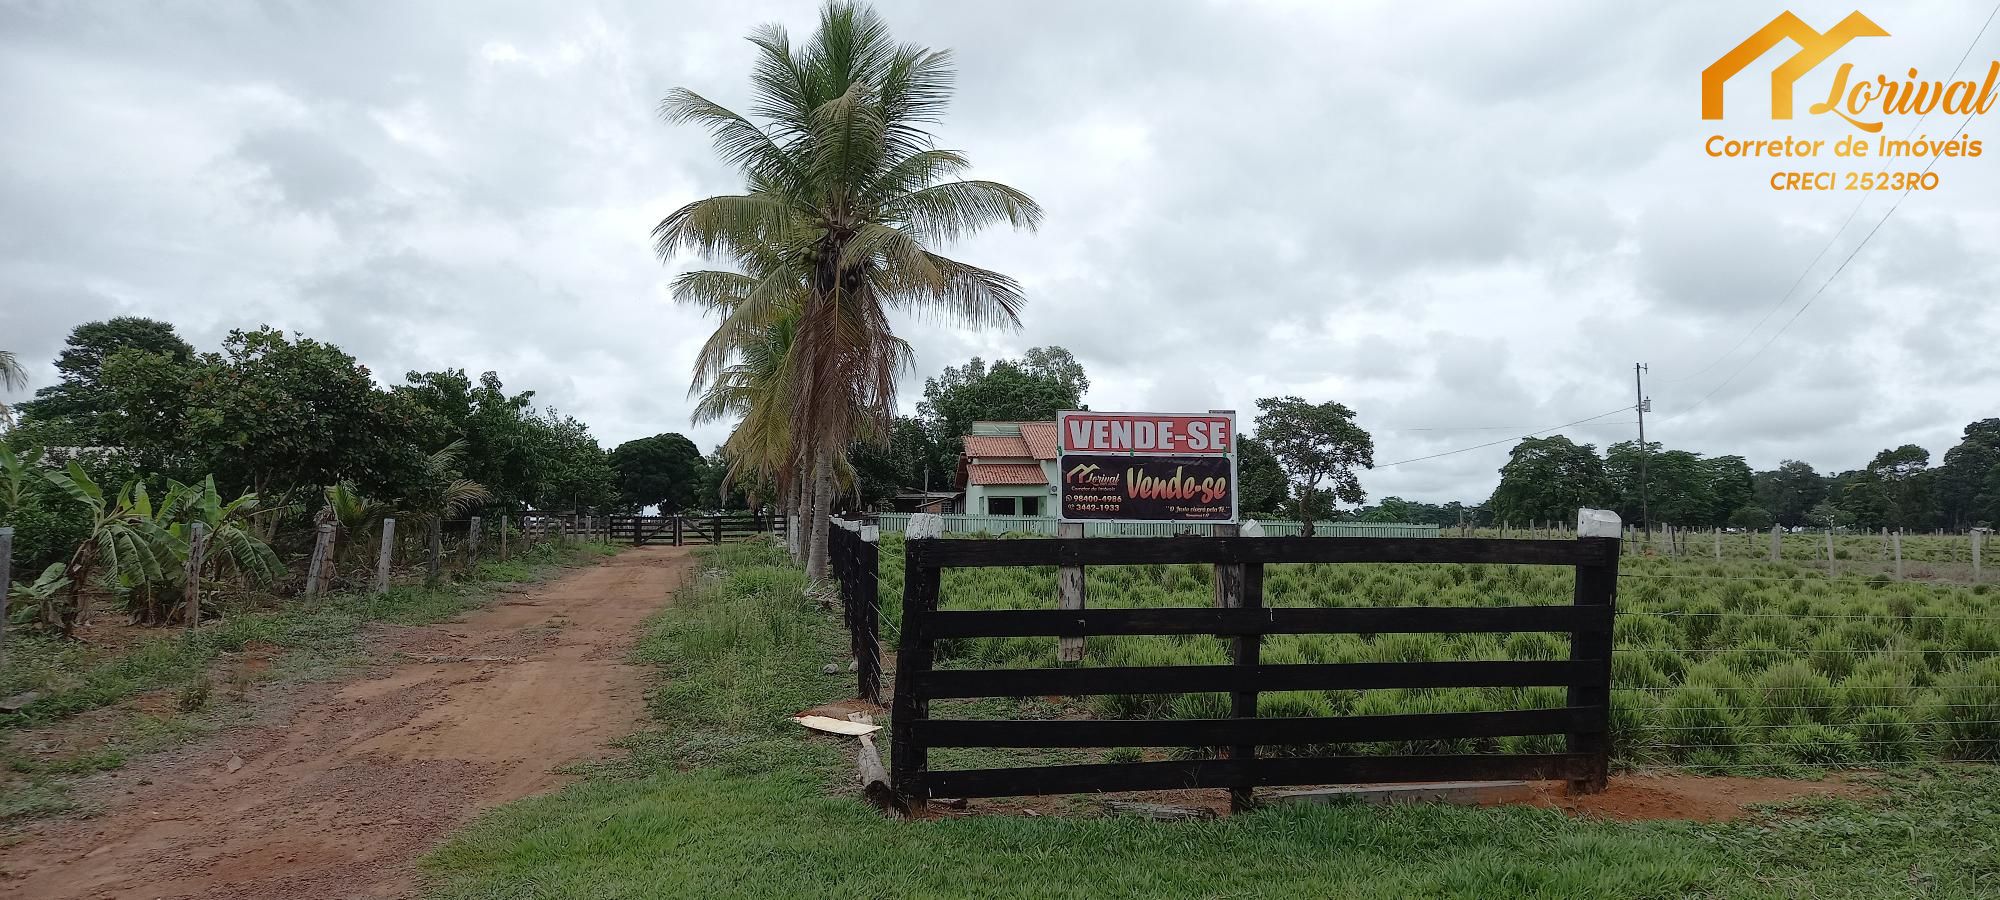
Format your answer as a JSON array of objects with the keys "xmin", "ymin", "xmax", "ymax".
[
  {"xmin": 1769, "ymin": 525, "xmax": 1782, "ymax": 562},
  {"xmin": 499, "ymin": 514, "xmax": 508, "ymax": 561},
  {"xmin": 376, "ymin": 518, "xmax": 396, "ymax": 594},
  {"xmin": 1567, "ymin": 536, "xmax": 1617, "ymax": 795},
  {"xmin": 468, "ymin": 516, "xmax": 482, "ymax": 565},
  {"xmin": 304, "ymin": 522, "xmax": 334, "ymax": 598},
  {"xmin": 1893, "ymin": 529, "xmax": 1904, "ymax": 579},
  {"xmin": 673, "ymin": 515, "xmax": 684, "ymax": 547},
  {"xmin": 714, "ymin": 515, "xmax": 723, "ymax": 545},
  {"xmin": 1713, "ymin": 528, "xmax": 1721, "ymax": 560},
  {"xmin": 0, "ymin": 527, "xmax": 12, "ymax": 670},
  {"xmin": 184, "ymin": 523, "xmax": 206, "ymax": 628},
  {"xmin": 1974, "ymin": 529, "xmax": 1983, "ymax": 582},
  {"xmin": 1228, "ymin": 556, "xmax": 1263, "ymax": 813},
  {"xmin": 1826, "ymin": 528, "xmax": 1836, "ymax": 576},
  {"xmin": 427, "ymin": 521, "xmax": 443, "ymax": 584},
  {"xmin": 1058, "ymin": 522, "xmax": 1087, "ymax": 663},
  {"xmin": 890, "ymin": 540, "xmax": 940, "ymax": 812}
]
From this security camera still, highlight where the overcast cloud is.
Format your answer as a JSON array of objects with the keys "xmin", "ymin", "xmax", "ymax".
[{"xmin": 2, "ymin": 0, "xmax": 1997, "ymax": 504}]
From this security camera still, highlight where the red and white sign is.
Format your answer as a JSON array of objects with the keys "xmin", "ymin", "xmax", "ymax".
[{"xmin": 1058, "ymin": 411, "xmax": 1235, "ymax": 455}]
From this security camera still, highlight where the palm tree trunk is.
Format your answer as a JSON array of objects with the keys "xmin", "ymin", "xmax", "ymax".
[{"xmin": 805, "ymin": 452, "xmax": 833, "ymax": 580}]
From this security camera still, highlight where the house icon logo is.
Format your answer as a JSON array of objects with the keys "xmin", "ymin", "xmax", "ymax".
[{"xmin": 1702, "ymin": 11, "xmax": 1888, "ymax": 121}]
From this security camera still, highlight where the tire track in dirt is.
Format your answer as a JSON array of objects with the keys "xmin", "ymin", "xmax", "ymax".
[{"xmin": 0, "ymin": 545, "xmax": 694, "ymax": 900}]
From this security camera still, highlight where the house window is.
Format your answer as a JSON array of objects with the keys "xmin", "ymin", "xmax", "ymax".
[
  {"xmin": 987, "ymin": 496, "xmax": 1017, "ymax": 515},
  {"xmin": 1021, "ymin": 496, "xmax": 1041, "ymax": 517}
]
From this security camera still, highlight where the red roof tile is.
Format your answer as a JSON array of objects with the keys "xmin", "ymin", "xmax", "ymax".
[
  {"xmin": 963, "ymin": 434, "xmax": 1032, "ymax": 458},
  {"xmin": 966, "ymin": 463, "xmax": 1048, "ymax": 485},
  {"xmin": 1019, "ymin": 422, "xmax": 1059, "ymax": 460}
]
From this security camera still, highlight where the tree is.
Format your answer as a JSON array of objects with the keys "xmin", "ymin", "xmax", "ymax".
[
  {"xmin": 1252, "ymin": 396, "xmax": 1374, "ymax": 536},
  {"xmin": 1488, "ymin": 436, "xmax": 1612, "ymax": 524},
  {"xmin": 16, "ymin": 317, "xmax": 193, "ymax": 443},
  {"xmin": 1864, "ymin": 444, "xmax": 1933, "ymax": 528},
  {"xmin": 0, "ymin": 348, "xmax": 26, "ymax": 429},
  {"xmin": 610, "ymin": 433, "xmax": 706, "ymax": 513},
  {"xmin": 1937, "ymin": 420, "xmax": 2000, "ymax": 528},
  {"xmin": 1727, "ymin": 505, "xmax": 1774, "ymax": 530},
  {"xmin": 1236, "ymin": 435, "xmax": 1288, "ymax": 516},
  {"xmin": 1700, "ymin": 456, "xmax": 1755, "ymax": 527},
  {"xmin": 1754, "ymin": 460, "xmax": 1827, "ymax": 527},
  {"xmin": 918, "ymin": 347, "xmax": 1088, "ymax": 458},
  {"xmin": 656, "ymin": 1, "xmax": 1042, "ymax": 579}
]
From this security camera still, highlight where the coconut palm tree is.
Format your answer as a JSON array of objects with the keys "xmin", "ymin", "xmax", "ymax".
[
  {"xmin": 1, "ymin": 349, "xmax": 26, "ymax": 430},
  {"xmin": 656, "ymin": 1, "xmax": 1040, "ymax": 577}
]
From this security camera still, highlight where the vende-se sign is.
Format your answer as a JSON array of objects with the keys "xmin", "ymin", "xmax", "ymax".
[
  {"xmin": 1057, "ymin": 410, "xmax": 1237, "ymax": 524},
  {"xmin": 1059, "ymin": 412, "xmax": 1234, "ymax": 455}
]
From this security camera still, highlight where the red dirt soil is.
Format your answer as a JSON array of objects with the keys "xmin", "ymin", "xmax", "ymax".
[
  {"xmin": 932, "ymin": 774, "xmax": 1872, "ymax": 824},
  {"xmin": 0, "ymin": 546, "xmax": 695, "ymax": 900}
]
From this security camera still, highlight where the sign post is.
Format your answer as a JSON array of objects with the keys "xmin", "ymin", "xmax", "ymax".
[{"xmin": 1055, "ymin": 410, "xmax": 1238, "ymax": 525}]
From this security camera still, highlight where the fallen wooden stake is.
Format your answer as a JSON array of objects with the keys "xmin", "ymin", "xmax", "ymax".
[
  {"xmin": 857, "ymin": 733, "xmax": 901, "ymax": 814},
  {"xmin": 1101, "ymin": 800, "xmax": 1216, "ymax": 822}
]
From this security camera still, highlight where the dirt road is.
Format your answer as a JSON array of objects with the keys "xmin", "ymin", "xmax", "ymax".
[{"xmin": 1, "ymin": 545, "xmax": 693, "ymax": 900}]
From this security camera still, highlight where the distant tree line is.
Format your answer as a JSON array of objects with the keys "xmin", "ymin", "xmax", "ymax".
[{"xmin": 1483, "ymin": 425, "xmax": 2000, "ymax": 531}]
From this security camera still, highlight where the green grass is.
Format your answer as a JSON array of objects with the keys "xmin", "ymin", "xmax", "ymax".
[
  {"xmin": 0, "ymin": 540, "xmax": 619, "ymax": 825},
  {"xmin": 870, "ymin": 533, "xmax": 2000, "ymax": 770},
  {"xmin": 424, "ymin": 539, "xmax": 2000, "ymax": 899}
]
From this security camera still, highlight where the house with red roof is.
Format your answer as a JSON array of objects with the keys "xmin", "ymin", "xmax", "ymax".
[{"xmin": 956, "ymin": 420, "xmax": 1059, "ymax": 517}]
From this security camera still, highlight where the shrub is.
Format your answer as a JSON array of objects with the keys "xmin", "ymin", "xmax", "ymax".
[
  {"xmin": 1753, "ymin": 662, "xmax": 1840, "ymax": 725},
  {"xmin": 1658, "ymin": 686, "xmax": 1740, "ymax": 761}
]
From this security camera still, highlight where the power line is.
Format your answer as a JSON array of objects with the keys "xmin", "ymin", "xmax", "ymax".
[
  {"xmin": 1372, "ymin": 405, "xmax": 1637, "ymax": 468},
  {"xmin": 1657, "ymin": 0, "xmax": 2000, "ymax": 390},
  {"xmin": 1386, "ymin": 422, "xmax": 1639, "ymax": 432},
  {"xmin": 1658, "ymin": 0, "xmax": 2000, "ymax": 424}
]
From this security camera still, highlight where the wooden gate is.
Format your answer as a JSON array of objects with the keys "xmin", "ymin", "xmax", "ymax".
[{"xmin": 889, "ymin": 535, "xmax": 1618, "ymax": 812}]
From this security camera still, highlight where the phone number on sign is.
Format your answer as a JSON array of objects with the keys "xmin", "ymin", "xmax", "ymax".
[{"xmin": 1769, "ymin": 171, "xmax": 1940, "ymax": 191}]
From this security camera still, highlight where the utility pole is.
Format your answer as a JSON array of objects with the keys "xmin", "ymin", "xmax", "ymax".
[{"xmin": 1634, "ymin": 363, "xmax": 1650, "ymax": 534}]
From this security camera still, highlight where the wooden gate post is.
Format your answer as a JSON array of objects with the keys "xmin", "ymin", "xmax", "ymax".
[
  {"xmin": 1566, "ymin": 536, "xmax": 1618, "ymax": 794},
  {"xmin": 890, "ymin": 540, "xmax": 941, "ymax": 812},
  {"xmin": 376, "ymin": 518, "xmax": 396, "ymax": 594},
  {"xmin": 714, "ymin": 515, "xmax": 723, "ymax": 545},
  {"xmin": 1057, "ymin": 522, "xmax": 1087, "ymax": 662},
  {"xmin": 673, "ymin": 515, "xmax": 684, "ymax": 547},
  {"xmin": 1227, "ymin": 557, "xmax": 1264, "ymax": 813},
  {"xmin": 857, "ymin": 525, "xmax": 882, "ymax": 704}
]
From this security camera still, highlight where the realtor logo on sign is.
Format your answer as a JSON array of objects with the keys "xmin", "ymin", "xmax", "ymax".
[{"xmin": 1056, "ymin": 410, "xmax": 1238, "ymax": 524}]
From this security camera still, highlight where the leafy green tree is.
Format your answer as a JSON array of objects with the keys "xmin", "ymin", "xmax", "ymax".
[
  {"xmin": 398, "ymin": 370, "xmax": 541, "ymax": 508},
  {"xmin": 1488, "ymin": 436, "xmax": 1613, "ymax": 524},
  {"xmin": 656, "ymin": 1, "xmax": 1042, "ymax": 578},
  {"xmin": 1727, "ymin": 505, "xmax": 1774, "ymax": 530},
  {"xmin": 1937, "ymin": 419, "xmax": 2000, "ymax": 528},
  {"xmin": 16, "ymin": 317, "xmax": 193, "ymax": 443},
  {"xmin": 1252, "ymin": 396, "xmax": 1374, "ymax": 536},
  {"xmin": 1236, "ymin": 435, "xmax": 1288, "ymax": 516},
  {"xmin": 610, "ymin": 433, "xmax": 705, "ymax": 513},
  {"xmin": 525, "ymin": 411, "xmax": 617, "ymax": 513},
  {"xmin": 1753, "ymin": 460, "xmax": 1828, "ymax": 527},
  {"xmin": 1700, "ymin": 456, "xmax": 1755, "ymax": 526},
  {"xmin": 917, "ymin": 347, "xmax": 1087, "ymax": 459},
  {"xmin": 1863, "ymin": 444, "xmax": 1933, "ymax": 528}
]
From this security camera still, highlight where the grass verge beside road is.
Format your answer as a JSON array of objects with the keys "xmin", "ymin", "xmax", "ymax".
[{"xmin": 424, "ymin": 540, "xmax": 2000, "ymax": 899}]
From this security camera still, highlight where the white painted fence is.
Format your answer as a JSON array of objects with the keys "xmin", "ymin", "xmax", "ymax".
[{"xmin": 872, "ymin": 513, "xmax": 1438, "ymax": 538}]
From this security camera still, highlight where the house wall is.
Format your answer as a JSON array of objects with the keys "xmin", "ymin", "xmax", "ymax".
[{"xmin": 967, "ymin": 483, "xmax": 1053, "ymax": 516}]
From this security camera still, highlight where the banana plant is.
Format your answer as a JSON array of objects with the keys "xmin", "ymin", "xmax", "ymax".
[
  {"xmin": 42, "ymin": 462, "xmax": 176, "ymax": 636},
  {"xmin": 0, "ymin": 442, "xmax": 40, "ymax": 516},
  {"xmin": 134, "ymin": 476, "xmax": 284, "ymax": 625},
  {"xmin": 7, "ymin": 564, "xmax": 70, "ymax": 626}
]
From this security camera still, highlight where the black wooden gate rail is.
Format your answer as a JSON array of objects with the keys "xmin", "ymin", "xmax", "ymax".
[
  {"xmin": 889, "ymin": 535, "xmax": 1619, "ymax": 813},
  {"xmin": 828, "ymin": 518, "xmax": 882, "ymax": 704}
]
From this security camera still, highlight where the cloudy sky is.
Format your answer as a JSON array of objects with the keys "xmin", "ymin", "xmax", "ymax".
[{"xmin": 3, "ymin": 0, "xmax": 1997, "ymax": 504}]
